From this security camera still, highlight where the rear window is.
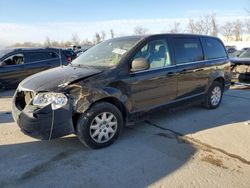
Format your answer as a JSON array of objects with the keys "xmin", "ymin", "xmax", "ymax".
[
  {"xmin": 203, "ymin": 38, "xmax": 227, "ymax": 59},
  {"xmin": 173, "ymin": 38, "xmax": 203, "ymax": 64}
]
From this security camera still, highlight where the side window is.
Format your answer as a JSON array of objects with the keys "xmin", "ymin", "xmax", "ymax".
[
  {"xmin": 2, "ymin": 53, "xmax": 24, "ymax": 66},
  {"xmin": 27, "ymin": 52, "xmax": 48, "ymax": 62},
  {"xmin": 173, "ymin": 38, "xmax": 203, "ymax": 64},
  {"xmin": 26, "ymin": 51, "xmax": 58, "ymax": 62},
  {"xmin": 49, "ymin": 52, "xmax": 59, "ymax": 58},
  {"xmin": 203, "ymin": 38, "xmax": 227, "ymax": 59},
  {"xmin": 133, "ymin": 39, "xmax": 172, "ymax": 70}
]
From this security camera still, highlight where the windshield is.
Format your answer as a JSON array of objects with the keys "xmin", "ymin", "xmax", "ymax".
[
  {"xmin": 239, "ymin": 49, "xmax": 250, "ymax": 58},
  {"xmin": 0, "ymin": 49, "xmax": 12, "ymax": 59},
  {"xmin": 72, "ymin": 37, "xmax": 142, "ymax": 67}
]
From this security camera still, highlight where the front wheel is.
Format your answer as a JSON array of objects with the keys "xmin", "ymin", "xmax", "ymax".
[
  {"xmin": 203, "ymin": 81, "xmax": 223, "ymax": 109},
  {"xmin": 76, "ymin": 102, "xmax": 123, "ymax": 149}
]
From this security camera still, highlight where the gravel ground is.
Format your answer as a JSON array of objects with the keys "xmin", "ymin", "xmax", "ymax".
[{"xmin": 0, "ymin": 87, "xmax": 250, "ymax": 188}]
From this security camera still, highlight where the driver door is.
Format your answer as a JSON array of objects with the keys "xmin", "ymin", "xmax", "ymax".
[{"xmin": 126, "ymin": 37, "xmax": 178, "ymax": 112}]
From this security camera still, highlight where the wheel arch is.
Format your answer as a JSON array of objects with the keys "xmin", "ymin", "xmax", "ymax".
[
  {"xmin": 213, "ymin": 77, "xmax": 225, "ymax": 89},
  {"xmin": 72, "ymin": 96, "xmax": 128, "ymax": 131},
  {"xmin": 207, "ymin": 71, "xmax": 225, "ymax": 92},
  {"xmin": 89, "ymin": 97, "xmax": 128, "ymax": 121}
]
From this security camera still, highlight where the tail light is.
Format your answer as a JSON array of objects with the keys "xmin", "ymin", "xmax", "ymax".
[{"xmin": 67, "ymin": 56, "xmax": 72, "ymax": 63}]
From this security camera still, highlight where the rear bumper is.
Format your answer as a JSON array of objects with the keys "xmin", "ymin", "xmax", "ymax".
[{"xmin": 12, "ymin": 91, "xmax": 74, "ymax": 140}]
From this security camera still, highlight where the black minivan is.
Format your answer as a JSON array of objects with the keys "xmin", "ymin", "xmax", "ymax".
[{"xmin": 12, "ymin": 34, "xmax": 231, "ymax": 149}]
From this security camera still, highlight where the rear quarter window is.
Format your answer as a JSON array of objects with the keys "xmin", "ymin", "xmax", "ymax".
[
  {"xmin": 203, "ymin": 38, "xmax": 227, "ymax": 60},
  {"xmin": 173, "ymin": 38, "xmax": 203, "ymax": 64}
]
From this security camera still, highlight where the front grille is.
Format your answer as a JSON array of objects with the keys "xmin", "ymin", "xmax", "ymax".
[{"xmin": 15, "ymin": 91, "xmax": 35, "ymax": 110}]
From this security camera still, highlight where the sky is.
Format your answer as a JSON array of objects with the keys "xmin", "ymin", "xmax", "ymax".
[{"xmin": 0, "ymin": 0, "xmax": 249, "ymax": 47}]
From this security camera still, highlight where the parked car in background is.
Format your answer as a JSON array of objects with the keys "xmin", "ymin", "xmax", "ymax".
[
  {"xmin": 231, "ymin": 48, "xmax": 250, "ymax": 84},
  {"xmin": 226, "ymin": 45, "xmax": 237, "ymax": 56},
  {"xmin": 0, "ymin": 48, "xmax": 70, "ymax": 89},
  {"xmin": 12, "ymin": 34, "xmax": 231, "ymax": 149}
]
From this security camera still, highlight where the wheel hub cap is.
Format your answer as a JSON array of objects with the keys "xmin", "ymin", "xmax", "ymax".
[
  {"xmin": 211, "ymin": 86, "xmax": 222, "ymax": 106},
  {"xmin": 89, "ymin": 112, "xmax": 118, "ymax": 143}
]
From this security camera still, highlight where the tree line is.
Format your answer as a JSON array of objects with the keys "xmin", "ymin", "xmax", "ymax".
[{"xmin": 9, "ymin": 13, "xmax": 250, "ymax": 48}]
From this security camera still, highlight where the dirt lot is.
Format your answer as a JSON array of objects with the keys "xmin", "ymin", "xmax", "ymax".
[{"xmin": 1, "ymin": 87, "xmax": 250, "ymax": 188}]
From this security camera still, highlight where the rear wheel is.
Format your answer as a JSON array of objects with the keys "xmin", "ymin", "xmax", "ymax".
[
  {"xmin": 203, "ymin": 81, "xmax": 223, "ymax": 109},
  {"xmin": 76, "ymin": 102, "xmax": 123, "ymax": 149}
]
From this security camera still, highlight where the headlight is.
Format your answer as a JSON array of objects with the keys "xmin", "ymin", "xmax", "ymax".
[{"xmin": 33, "ymin": 92, "xmax": 68, "ymax": 110}]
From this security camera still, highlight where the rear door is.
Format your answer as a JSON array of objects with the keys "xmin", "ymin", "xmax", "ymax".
[
  {"xmin": 201, "ymin": 37, "xmax": 230, "ymax": 85},
  {"xmin": 172, "ymin": 37, "xmax": 209, "ymax": 99},
  {"xmin": 24, "ymin": 50, "xmax": 60, "ymax": 77}
]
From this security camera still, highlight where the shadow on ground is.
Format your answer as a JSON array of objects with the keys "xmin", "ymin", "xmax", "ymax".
[
  {"xmin": 0, "ymin": 111, "xmax": 14, "ymax": 123},
  {"xmin": 0, "ymin": 127, "xmax": 196, "ymax": 188},
  {"xmin": 143, "ymin": 90, "xmax": 250, "ymax": 135},
  {"xmin": 0, "ymin": 90, "xmax": 15, "ymax": 98},
  {"xmin": 0, "ymin": 89, "xmax": 250, "ymax": 187}
]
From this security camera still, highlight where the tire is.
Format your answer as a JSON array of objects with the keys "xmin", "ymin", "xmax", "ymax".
[
  {"xmin": 76, "ymin": 102, "xmax": 123, "ymax": 149},
  {"xmin": 203, "ymin": 81, "xmax": 223, "ymax": 109}
]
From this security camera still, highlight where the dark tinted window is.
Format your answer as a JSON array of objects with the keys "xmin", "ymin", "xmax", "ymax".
[
  {"xmin": 27, "ymin": 51, "xmax": 58, "ymax": 62},
  {"xmin": 203, "ymin": 38, "xmax": 227, "ymax": 59},
  {"xmin": 173, "ymin": 38, "xmax": 203, "ymax": 64}
]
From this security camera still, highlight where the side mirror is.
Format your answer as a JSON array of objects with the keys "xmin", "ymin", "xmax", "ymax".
[
  {"xmin": 131, "ymin": 58, "xmax": 149, "ymax": 72},
  {"xmin": 0, "ymin": 61, "xmax": 6, "ymax": 67}
]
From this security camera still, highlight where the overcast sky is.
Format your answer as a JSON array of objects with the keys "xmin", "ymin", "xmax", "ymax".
[{"xmin": 0, "ymin": 0, "xmax": 249, "ymax": 48}]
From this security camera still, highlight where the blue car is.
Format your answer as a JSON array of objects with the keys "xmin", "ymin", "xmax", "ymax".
[{"xmin": 0, "ymin": 48, "xmax": 72, "ymax": 89}]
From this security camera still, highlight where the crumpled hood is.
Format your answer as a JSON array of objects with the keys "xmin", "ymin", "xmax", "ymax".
[{"xmin": 19, "ymin": 65, "xmax": 102, "ymax": 91}]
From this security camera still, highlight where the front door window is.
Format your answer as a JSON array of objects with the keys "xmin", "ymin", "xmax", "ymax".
[
  {"xmin": 2, "ymin": 53, "xmax": 25, "ymax": 66},
  {"xmin": 133, "ymin": 39, "xmax": 172, "ymax": 70}
]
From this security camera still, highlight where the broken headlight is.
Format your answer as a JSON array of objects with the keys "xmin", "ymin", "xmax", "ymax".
[{"xmin": 33, "ymin": 92, "xmax": 68, "ymax": 110}]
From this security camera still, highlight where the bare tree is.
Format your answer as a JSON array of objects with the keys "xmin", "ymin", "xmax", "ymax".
[
  {"xmin": 232, "ymin": 19, "xmax": 243, "ymax": 41},
  {"xmin": 101, "ymin": 31, "xmax": 106, "ymax": 41},
  {"xmin": 220, "ymin": 22, "xmax": 234, "ymax": 42},
  {"xmin": 134, "ymin": 26, "xmax": 148, "ymax": 35},
  {"xmin": 10, "ymin": 42, "xmax": 41, "ymax": 48},
  {"xmin": 187, "ymin": 13, "xmax": 218, "ymax": 36},
  {"xmin": 168, "ymin": 22, "xmax": 182, "ymax": 33},
  {"xmin": 44, "ymin": 36, "xmax": 51, "ymax": 47},
  {"xmin": 71, "ymin": 33, "xmax": 80, "ymax": 45},
  {"xmin": 63, "ymin": 41, "xmax": 72, "ymax": 48},
  {"xmin": 187, "ymin": 18, "xmax": 197, "ymax": 34},
  {"xmin": 211, "ymin": 13, "xmax": 218, "ymax": 36},
  {"xmin": 82, "ymin": 39, "xmax": 93, "ymax": 45},
  {"xmin": 50, "ymin": 41, "xmax": 60, "ymax": 48},
  {"xmin": 246, "ymin": 19, "xmax": 250, "ymax": 34},
  {"xmin": 94, "ymin": 33, "xmax": 102, "ymax": 44},
  {"xmin": 110, "ymin": 29, "xmax": 115, "ymax": 38}
]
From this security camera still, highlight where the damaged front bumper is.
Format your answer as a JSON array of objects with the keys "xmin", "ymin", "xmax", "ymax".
[
  {"xmin": 231, "ymin": 60, "xmax": 250, "ymax": 83},
  {"xmin": 12, "ymin": 90, "xmax": 74, "ymax": 140}
]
